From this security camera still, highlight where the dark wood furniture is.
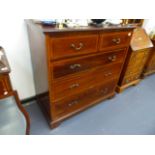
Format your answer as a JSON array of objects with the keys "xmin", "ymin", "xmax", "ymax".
[
  {"xmin": 26, "ymin": 20, "xmax": 134, "ymax": 128},
  {"xmin": 0, "ymin": 91, "xmax": 30, "ymax": 135},
  {"xmin": 143, "ymin": 39, "xmax": 155, "ymax": 76},
  {"xmin": 0, "ymin": 47, "xmax": 12, "ymax": 97},
  {"xmin": 116, "ymin": 27, "xmax": 153, "ymax": 93}
]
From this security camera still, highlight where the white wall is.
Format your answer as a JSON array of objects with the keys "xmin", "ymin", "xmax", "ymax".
[
  {"xmin": 0, "ymin": 19, "xmax": 35, "ymax": 99},
  {"xmin": 143, "ymin": 19, "xmax": 155, "ymax": 34}
]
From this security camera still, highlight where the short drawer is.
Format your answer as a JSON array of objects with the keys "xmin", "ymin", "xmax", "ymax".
[
  {"xmin": 99, "ymin": 31, "xmax": 132, "ymax": 51},
  {"xmin": 54, "ymin": 79, "xmax": 117, "ymax": 117},
  {"xmin": 52, "ymin": 48, "xmax": 126, "ymax": 79},
  {"xmin": 52, "ymin": 63, "xmax": 122, "ymax": 101},
  {"xmin": 49, "ymin": 34, "xmax": 99, "ymax": 59},
  {"xmin": 130, "ymin": 50, "xmax": 149, "ymax": 63},
  {"xmin": 125, "ymin": 67, "xmax": 143, "ymax": 76},
  {"xmin": 122, "ymin": 73, "xmax": 140, "ymax": 85},
  {"xmin": 127, "ymin": 63, "xmax": 146, "ymax": 75}
]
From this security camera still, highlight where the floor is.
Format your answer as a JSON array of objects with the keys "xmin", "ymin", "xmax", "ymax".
[{"xmin": 25, "ymin": 74, "xmax": 155, "ymax": 135}]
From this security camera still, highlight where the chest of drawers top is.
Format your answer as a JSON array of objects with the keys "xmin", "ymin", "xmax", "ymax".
[{"xmin": 28, "ymin": 21, "xmax": 134, "ymax": 61}]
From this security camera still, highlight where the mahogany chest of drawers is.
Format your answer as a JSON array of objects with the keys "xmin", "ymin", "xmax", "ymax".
[
  {"xmin": 0, "ymin": 47, "xmax": 12, "ymax": 97},
  {"xmin": 143, "ymin": 39, "xmax": 155, "ymax": 76},
  {"xmin": 116, "ymin": 27, "xmax": 153, "ymax": 93},
  {"xmin": 26, "ymin": 20, "xmax": 134, "ymax": 128}
]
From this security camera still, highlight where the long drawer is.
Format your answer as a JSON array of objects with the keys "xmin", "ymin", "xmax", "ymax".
[
  {"xmin": 54, "ymin": 79, "xmax": 117, "ymax": 118},
  {"xmin": 52, "ymin": 48, "xmax": 126, "ymax": 79},
  {"xmin": 48, "ymin": 34, "xmax": 99, "ymax": 59},
  {"xmin": 52, "ymin": 63, "xmax": 122, "ymax": 101}
]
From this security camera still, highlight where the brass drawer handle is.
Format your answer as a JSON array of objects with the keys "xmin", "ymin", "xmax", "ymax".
[
  {"xmin": 68, "ymin": 100, "xmax": 79, "ymax": 107},
  {"xmin": 69, "ymin": 83, "xmax": 80, "ymax": 89},
  {"xmin": 70, "ymin": 64, "xmax": 81, "ymax": 69},
  {"xmin": 108, "ymin": 55, "xmax": 117, "ymax": 62},
  {"xmin": 100, "ymin": 88, "xmax": 108, "ymax": 95},
  {"xmin": 70, "ymin": 42, "xmax": 83, "ymax": 51},
  {"xmin": 104, "ymin": 72, "xmax": 112, "ymax": 77},
  {"xmin": 112, "ymin": 38, "xmax": 121, "ymax": 44}
]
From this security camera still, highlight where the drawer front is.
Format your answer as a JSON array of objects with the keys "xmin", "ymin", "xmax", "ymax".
[
  {"xmin": 0, "ymin": 75, "xmax": 11, "ymax": 96},
  {"xmin": 125, "ymin": 67, "xmax": 143, "ymax": 76},
  {"xmin": 49, "ymin": 34, "xmax": 99, "ymax": 59},
  {"xmin": 128, "ymin": 51, "xmax": 150, "ymax": 67},
  {"xmin": 53, "ymin": 49, "xmax": 126, "ymax": 79},
  {"xmin": 122, "ymin": 73, "xmax": 140, "ymax": 85},
  {"xmin": 54, "ymin": 79, "xmax": 117, "ymax": 117},
  {"xmin": 99, "ymin": 31, "xmax": 132, "ymax": 51},
  {"xmin": 52, "ymin": 63, "xmax": 122, "ymax": 101},
  {"xmin": 125, "ymin": 51, "xmax": 150, "ymax": 76}
]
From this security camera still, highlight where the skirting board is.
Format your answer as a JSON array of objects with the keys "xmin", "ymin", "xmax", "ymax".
[{"xmin": 21, "ymin": 95, "xmax": 37, "ymax": 104}]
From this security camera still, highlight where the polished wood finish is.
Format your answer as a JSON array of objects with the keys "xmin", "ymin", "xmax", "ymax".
[
  {"xmin": 0, "ymin": 74, "xmax": 12, "ymax": 97},
  {"xmin": 52, "ymin": 63, "xmax": 122, "ymax": 101},
  {"xmin": 52, "ymin": 49, "xmax": 126, "ymax": 78},
  {"xmin": 130, "ymin": 29, "xmax": 153, "ymax": 51},
  {"xmin": 117, "ymin": 27, "xmax": 153, "ymax": 93},
  {"xmin": 54, "ymin": 79, "xmax": 117, "ymax": 119},
  {"xmin": 0, "ymin": 47, "xmax": 13, "ymax": 97},
  {"xmin": 99, "ymin": 31, "xmax": 132, "ymax": 51},
  {"xmin": 143, "ymin": 39, "xmax": 155, "ymax": 76},
  {"xmin": 49, "ymin": 34, "xmax": 99, "ymax": 59},
  {"xmin": 26, "ymin": 20, "xmax": 134, "ymax": 128}
]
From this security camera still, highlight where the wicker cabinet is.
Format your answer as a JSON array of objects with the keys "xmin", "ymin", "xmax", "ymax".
[{"xmin": 116, "ymin": 27, "xmax": 153, "ymax": 93}]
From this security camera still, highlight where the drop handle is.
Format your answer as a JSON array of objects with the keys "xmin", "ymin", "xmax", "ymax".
[
  {"xmin": 69, "ymin": 83, "xmax": 80, "ymax": 89},
  {"xmin": 112, "ymin": 38, "xmax": 121, "ymax": 44},
  {"xmin": 68, "ymin": 100, "xmax": 79, "ymax": 107},
  {"xmin": 70, "ymin": 42, "xmax": 84, "ymax": 51},
  {"xmin": 70, "ymin": 64, "xmax": 81, "ymax": 69},
  {"xmin": 108, "ymin": 55, "xmax": 117, "ymax": 62},
  {"xmin": 104, "ymin": 72, "xmax": 112, "ymax": 77},
  {"xmin": 100, "ymin": 88, "xmax": 108, "ymax": 95}
]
